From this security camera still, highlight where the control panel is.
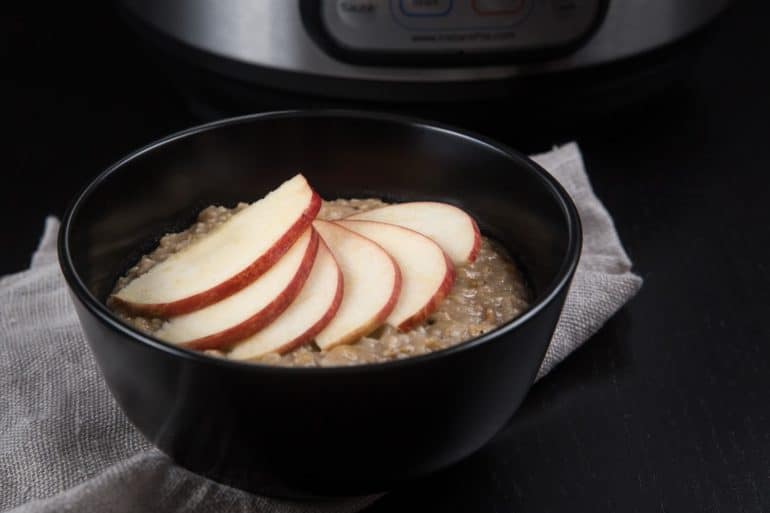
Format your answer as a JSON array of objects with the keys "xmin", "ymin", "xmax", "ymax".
[{"xmin": 317, "ymin": 0, "xmax": 603, "ymax": 58}]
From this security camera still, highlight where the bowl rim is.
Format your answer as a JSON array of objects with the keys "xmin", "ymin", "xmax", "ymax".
[{"xmin": 58, "ymin": 109, "xmax": 582, "ymax": 375}]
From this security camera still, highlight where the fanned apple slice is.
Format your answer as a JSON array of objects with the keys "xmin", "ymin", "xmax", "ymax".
[
  {"xmin": 336, "ymin": 220, "xmax": 455, "ymax": 332},
  {"xmin": 313, "ymin": 220, "xmax": 401, "ymax": 350},
  {"xmin": 112, "ymin": 174, "xmax": 321, "ymax": 317},
  {"xmin": 228, "ymin": 240, "xmax": 343, "ymax": 360},
  {"xmin": 346, "ymin": 201, "xmax": 481, "ymax": 265},
  {"xmin": 154, "ymin": 228, "xmax": 319, "ymax": 351}
]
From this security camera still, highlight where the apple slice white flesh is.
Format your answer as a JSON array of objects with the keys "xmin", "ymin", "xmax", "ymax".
[
  {"xmin": 111, "ymin": 174, "xmax": 321, "ymax": 317},
  {"xmin": 346, "ymin": 201, "xmax": 481, "ymax": 265},
  {"xmin": 154, "ymin": 228, "xmax": 319, "ymax": 351},
  {"xmin": 228, "ymin": 240, "xmax": 343, "ymax": 360},
  {"xmin": 313, "ymin": 220, "xmax": 401, "ymax": 350},
  {"xmin": 335, "ymin": 220, "xmax": 455, "ymax": 332}
]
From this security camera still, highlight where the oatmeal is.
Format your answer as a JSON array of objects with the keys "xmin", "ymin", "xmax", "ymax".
[{"xmin": 109, "ymin": 198, "xmax": 531, "ymax": 366}]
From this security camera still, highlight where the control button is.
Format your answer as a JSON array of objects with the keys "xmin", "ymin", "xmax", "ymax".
[
  {"xmin": 399, "ymin": 0, "xmax": 452, "ymax": 17},
  {"xmin": 472, "ymin": 0, "xmax": 527, "ymax": 15},
  {"xmin": 338, "ymin": 0, "xmax": 380, "ymax": 25}
]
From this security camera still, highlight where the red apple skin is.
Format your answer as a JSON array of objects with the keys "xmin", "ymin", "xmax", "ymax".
[
  {"xmin": 313, "ymin": 220, "xmax": 403, "ymax": 350},
  {"xmin": 396, "ymin": 250, "xmax": 456, "ymax": 332},
  {"xmin": 272, "ymin": 240, "xmax": 345, "ymax": 355},
  {"xmin": 467, "ymin": 218, "xmax": 482, "ymax": 264},
  {"xmin": 179, "ymin": 228, "xmax": 320, "ymax": 351},
  {"xmin": 335, "ymin": 276, "xmax": 400, "ymax": 346},
  {"xmin": 345, "ymin": 201, "xmax": 482, "ymax": 265},
  {"xmin": 327, "ymin": 251, "xmax": 402, "ymax": 349},
  {"xmin": 111, "ymin": 190, "xmax": 322, "ymax": 317}
]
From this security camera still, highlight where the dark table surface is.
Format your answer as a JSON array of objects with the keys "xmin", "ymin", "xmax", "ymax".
[{"xmin": 3, "ymin": 3, "xmax": 769, "ymax": 512}]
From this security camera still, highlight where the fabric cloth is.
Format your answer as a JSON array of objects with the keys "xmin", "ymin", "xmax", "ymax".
[
  {"xmin": 0, "ymin": 143, "xmax": 641, "ymax": 512},
  {"xmin": 530, "ymin": 143, "xmax": 642, "ymax": 378}
]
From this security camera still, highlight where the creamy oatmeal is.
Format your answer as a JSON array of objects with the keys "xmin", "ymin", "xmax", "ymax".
[{"xmin": 109, "ymin": 198, "xmax": 531, "ymax": 366}]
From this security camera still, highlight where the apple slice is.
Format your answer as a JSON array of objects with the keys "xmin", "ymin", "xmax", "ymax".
[
  {"xmin": 154, "ymin": 228, "xmax": 319, "ymax": 351},
  {"xmin": 346, "ymin": 201, "xmax": 481, "ymax": 265},
  {"xmin": 111, "ymin": 174, "xmax": 321, "ymax": 317},
  {"xmin": 336, "ymin": 220, "xmax": 455, "ymax": 332},
  {"xmin": 313, "ymin": 220, "xmax": 401, "ymax": 350},
  {"xmin": 228, "ymin": 240, "xmax": 343, "ymax": 360}
]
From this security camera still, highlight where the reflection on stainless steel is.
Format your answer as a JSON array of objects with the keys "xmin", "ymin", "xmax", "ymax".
[{"xmin": 120, "ymin": 0, "xmax": 728, "ymax": 81}]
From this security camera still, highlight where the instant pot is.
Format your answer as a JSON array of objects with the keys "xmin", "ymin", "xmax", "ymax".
[{"xmin": 118, "ymin": 1, "xmax": 731, "ymax": 108}]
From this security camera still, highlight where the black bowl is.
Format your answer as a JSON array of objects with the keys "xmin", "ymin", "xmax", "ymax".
[{"xmin": 58, "ymin": 110, "xmax": 581, "ymax": 498}]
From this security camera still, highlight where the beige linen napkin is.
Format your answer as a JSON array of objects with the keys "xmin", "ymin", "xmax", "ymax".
[{"xmin": 0, "ymin": 142, "xmax": 641, "ymax": 512}]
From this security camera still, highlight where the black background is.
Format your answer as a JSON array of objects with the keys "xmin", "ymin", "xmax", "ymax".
[{"xmin": 2, "ymin": 2, "xmax": 769, "ymax": 512}]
